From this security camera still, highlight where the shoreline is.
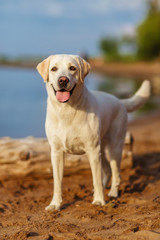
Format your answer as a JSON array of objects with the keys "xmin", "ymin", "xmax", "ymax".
[
  {"xmin": 90, "ymin": 58, "xmax": 160, "ymax": 80},
  {"xmin": 0, "ymin": 61, "xmax": 37, "ymax": 70},
  {"xmin": 1, "ymin": 58, "xmax": 160, "ymax": 80}
]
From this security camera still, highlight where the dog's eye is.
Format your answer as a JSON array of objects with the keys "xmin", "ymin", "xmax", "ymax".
[
  {"xmin": 69, "ymin": 66, "xmax": 76, "ymax": 71},
  {"xmin": 51, "ymin": 66, "xmax": 58, "ymax": 71}
]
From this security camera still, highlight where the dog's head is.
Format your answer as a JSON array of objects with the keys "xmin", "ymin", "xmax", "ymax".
[{"xmin": 37, "ymin": 54, "xmax": 90, "ymax": 103}]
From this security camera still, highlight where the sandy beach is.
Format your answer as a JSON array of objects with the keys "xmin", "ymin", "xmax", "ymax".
[{"xmin": 0, "ymin": 109, "xmax": 160, "ymax": 240}]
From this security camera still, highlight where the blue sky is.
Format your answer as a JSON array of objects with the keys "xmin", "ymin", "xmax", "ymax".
[{"xmin": 0, "ymin": 0, "xmax": 147, "ymax": 57}]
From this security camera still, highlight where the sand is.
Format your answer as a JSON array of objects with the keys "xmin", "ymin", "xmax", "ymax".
[{"xmin": 0, "ymin": 111, "xmax": 160, "ymax": 240}]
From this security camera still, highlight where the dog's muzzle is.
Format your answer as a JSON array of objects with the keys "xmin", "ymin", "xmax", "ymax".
[{"xmin": 51, "ymin": 84, "xmax": 76, "ymax": 103}]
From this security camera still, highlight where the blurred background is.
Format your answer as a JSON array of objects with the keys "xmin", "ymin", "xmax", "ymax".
[{"xmin": 0, "ymin": 0, "xmax": 160, "ymax": 138}]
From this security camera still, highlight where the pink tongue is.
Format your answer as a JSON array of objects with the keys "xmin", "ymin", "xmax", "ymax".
[{"xmin": 56, "ymin": 91, "xmax": 70, "ymax": 102}]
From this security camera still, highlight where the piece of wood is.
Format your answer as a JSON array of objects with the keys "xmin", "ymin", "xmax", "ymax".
[{"xmin": 0, "ymin": 132, "xmax": 133, "ymax": 179}]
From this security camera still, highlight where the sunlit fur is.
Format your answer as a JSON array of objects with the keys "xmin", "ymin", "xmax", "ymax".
[{"xmin": 37, "ymin": 54, "xmax": 151, "ymax": 211}]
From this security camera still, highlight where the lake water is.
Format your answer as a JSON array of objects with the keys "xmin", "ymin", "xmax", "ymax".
[{"xmin": 0, "ymin": 66, "xmax": 146, "ymax": 138}]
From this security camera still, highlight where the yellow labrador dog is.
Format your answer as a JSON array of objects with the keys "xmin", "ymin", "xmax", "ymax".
[{"xmin": 37, "ymin": 54, "xmax": 150, "ymax": 211}]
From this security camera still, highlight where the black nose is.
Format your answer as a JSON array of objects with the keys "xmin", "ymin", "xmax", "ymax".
[{"xmin": 58, "ymin": 76, "xmax": 69, "ymax": 88}]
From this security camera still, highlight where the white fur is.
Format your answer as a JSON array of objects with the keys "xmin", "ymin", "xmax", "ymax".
[{"xmin": 37, "ymin": 54, "xmax": 151, "ymax": 211}]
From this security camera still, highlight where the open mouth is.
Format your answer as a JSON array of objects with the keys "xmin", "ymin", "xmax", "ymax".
[{"xmin": 51, "ymin": 84, "xmax": 76, "ymax": 103}]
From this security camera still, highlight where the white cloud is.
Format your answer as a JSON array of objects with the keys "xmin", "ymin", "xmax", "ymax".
[
  {"xmin": 108, "ymin": 0, "xmax": 145, "ymax": 12},
  {"xmin": 44, "ymin": 1, "xmax": 63, "ymax": 17},
  {"xmin": 0, "ymin": 0, "xmax": 64, "ymax": 17},
  {"xmin": 89, "ymin": 0, "xmax": 109, "ymax": 14},
  {"xmin": 121, "ymin": 24, "xmax": 136, "ymax": 37},
  {"xmin": 0, "ymin": 0, "xmax": 146, "ymax": 18},
  {"xmin": 41, "ymin": 0, "xmax": 146, "ymax": 19},
  {"xmin": 86, "ymin": 0, "xmax": 146, "ymax": 15}
]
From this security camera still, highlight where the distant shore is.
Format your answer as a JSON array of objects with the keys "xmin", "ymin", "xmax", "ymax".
[
  {"xmin": 0, "ymin": 61, "xmax": 37, "ymax": 69},
  {"xmin": 89, "ymin": 58, "xmax": 160, "ymax": 80},
  {"xmin": 1, "ymin": 58, "xmax": 160, "ymax": 80}
]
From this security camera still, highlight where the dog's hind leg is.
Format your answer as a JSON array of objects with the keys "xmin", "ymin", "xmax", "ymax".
[
  {"xmin": 107, "ymin": 131, "xmax": 126, "ymax": 198},
  {"xmin": 101, "ymin": 147, "xmax": 111, "ymax": 189},
  {"xmin": 107, "ymin": 110, "xmax": 127, "ymax": 198},
  {"xmin": 107, "ymin": 147, "xmax": 122, "ymax": 198}
]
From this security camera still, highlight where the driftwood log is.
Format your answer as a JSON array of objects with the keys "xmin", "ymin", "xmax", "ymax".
[{"xmin": 0, "ymin": 132, "xmax": 133, "ymax": 179}]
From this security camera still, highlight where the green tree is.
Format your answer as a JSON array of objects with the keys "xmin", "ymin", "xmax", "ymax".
[
  {"xmin": 137, "ymin": 0, "xmax": 160, "ymax": 60},
  {"xmin": 100, "ymin": 38, "xmax": 120, "ymax": 61}
]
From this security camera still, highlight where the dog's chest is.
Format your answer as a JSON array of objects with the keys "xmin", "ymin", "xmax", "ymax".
[
  {"xmin": 61, "ymin": 130, "xmax": 85, "ymax": 154},
  {"xmin": 47, "ymin": 107, "xmax": 99, "ymax": 155}
]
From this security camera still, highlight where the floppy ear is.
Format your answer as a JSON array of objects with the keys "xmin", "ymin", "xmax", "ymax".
[
  {"xmin": 75, "ymin": 56, "xmax": 91, "ymax": 82},
  {"xmin": 36, "ymin": 56, "xmax": 53, "ymax": 82}
]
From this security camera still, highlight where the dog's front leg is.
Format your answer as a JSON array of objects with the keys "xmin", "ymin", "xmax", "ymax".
[
  {"xmin": 45, "ymin": 149, "xmax": 64, "ymax": 211},
  {"xmin": 87, "ymin": 147, "xmax": 105, "ymax": 206}
]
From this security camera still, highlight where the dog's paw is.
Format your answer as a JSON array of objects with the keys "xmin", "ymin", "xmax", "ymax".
[
  {"xmin": 92, "ymin": 199, "xmax": 105, "ymax": 206},
  {"xmin": 45, "ymin": 204, "xmax": 61, "ymax": 211},
  {"xmin": 108, "ymin": 188, "xmax": 118, "ymax": 198}
]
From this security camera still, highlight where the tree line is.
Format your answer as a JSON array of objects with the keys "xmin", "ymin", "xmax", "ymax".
[{"xmin": 100, "ymin": 0, "xmax": 160, "ymax": 61}]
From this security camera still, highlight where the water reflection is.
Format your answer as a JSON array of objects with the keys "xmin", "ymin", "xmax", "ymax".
[
  {"xmin": 86, "ymin": 73, "xmax": 138, "ymax": 97},
  {"xmin": 86, "ymin": 73, "xmax": 158, "ymax": 116}
]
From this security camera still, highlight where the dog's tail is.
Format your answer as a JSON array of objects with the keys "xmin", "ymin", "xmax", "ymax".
[{"xmin": 121, "ymin": 80, "xmax": 151, "ymax": 113}]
